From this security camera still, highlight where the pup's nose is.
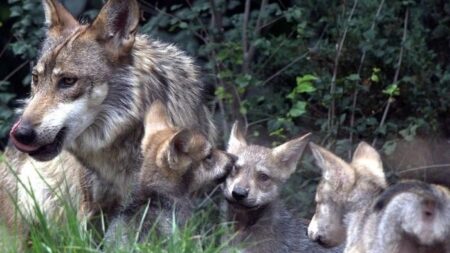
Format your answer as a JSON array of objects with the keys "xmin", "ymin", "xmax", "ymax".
[
  {"xmin": 232, "ymin": 186, "xmax": 249, "ymax": 200},
  {"xmin": 10, "ymin": 119, "xmax": 36, "ymax": 146}
]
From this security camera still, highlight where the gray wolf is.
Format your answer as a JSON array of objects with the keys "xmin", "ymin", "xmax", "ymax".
[
  {"xmin": 223, "ymin": 122, "xmax": 342, "ymax": 253},
  {"xmin": 105, "ymin": 101, "xmax": 233, "ymax": 245},
  {"xmin": 2, "ymin": 0, "xmax": 216, "ymax": 230},
  {"xmin": 308, "ymin": 142, "xmax": 450, "ymax": 253}
]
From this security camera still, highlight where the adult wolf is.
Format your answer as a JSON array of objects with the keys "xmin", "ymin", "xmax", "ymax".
[{"xmin": 2, "ymin": 0, "xmax": 215, "ymax": 225}]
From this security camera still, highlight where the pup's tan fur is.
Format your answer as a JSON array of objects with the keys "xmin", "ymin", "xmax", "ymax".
[{"xmin": 105, "ymin": 101, "xmax": 233, "ymax": 244}]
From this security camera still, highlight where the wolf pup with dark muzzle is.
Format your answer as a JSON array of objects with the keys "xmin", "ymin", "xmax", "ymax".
[{"xmin": 222, "ymin": 122, "xmax": 342, "ymax": 253}]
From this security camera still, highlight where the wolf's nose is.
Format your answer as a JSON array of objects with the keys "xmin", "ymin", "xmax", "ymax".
[
  {"xmin": 10, "ymin": 119, "xmax": 36, "ymax": 146},
  {"xmin": 232, "ymin": 186, "xmax": 249, "ymax": 200}
]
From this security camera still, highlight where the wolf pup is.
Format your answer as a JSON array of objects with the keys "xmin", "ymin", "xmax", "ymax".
[
  {"xmin": 223, "ymin": 122, "xmax": 341, "ymax": 253},
  {"xmin": 370, "ymin": 180, "xmax": 450, "ymax": 253},
  {"xmin": 3, "ymin": 0, "xmax": 216, "ymax": 226},
  {"xmin": 106, "ymin": 101, "xmax": 233, "ymax": 244},
  {"xmin": 308, "ymin": 142, "xmax": 450, "ymax": 253}
]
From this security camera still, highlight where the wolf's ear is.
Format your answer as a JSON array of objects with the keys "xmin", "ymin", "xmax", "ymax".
[
  {"xmin": 168, "ymin": 130, "xmax": 210, "ymax": 164},
  {"xmin": 167, "ymin": 129, "xmax": 207, "ymax": 168},
  {"xmin": 351, "ymin": 142, "xmax": 386, "ymax": 186},
  {"xmin": 144, "ymin": 100, "xmax": 172, "ymax": 136},
  {"xmin": 272, "ymin": 133, "xmax": 311, "ymax": 179},
  {"xmin": 309, "ymin": 142, "xmax": 355, "ymax": 189},
  {"xmin": 42, "ymin": 0, "xmax": 79, "ymax": 35},
  {"xmin": 227, "ymin": 121, "xmax": 247, "ymax": 154},
  {"xmin": 90, "ymin": 0, "xmax": 140, "ymax": 59}
]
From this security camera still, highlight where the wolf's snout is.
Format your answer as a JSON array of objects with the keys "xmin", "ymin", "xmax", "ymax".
[
  {"xmin": 232, "ymin": 186, "xmax": 249, "ymax": 200},
  {"xmin": 9, "ymin": 119, "xmax": 38, "ymax": 152}
]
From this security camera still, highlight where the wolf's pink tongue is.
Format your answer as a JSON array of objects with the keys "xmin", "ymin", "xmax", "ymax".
[{"xmin": 9, "ymin": 120, "xmax": 40, "ymax": 153}]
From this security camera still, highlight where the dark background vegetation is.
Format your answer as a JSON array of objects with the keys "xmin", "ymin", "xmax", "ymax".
[{"xmin": 0, "ymin": 0, "xmax": 449, "ymax": 217}]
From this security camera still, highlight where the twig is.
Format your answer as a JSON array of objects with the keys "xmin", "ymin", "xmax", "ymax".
[
  {"xmin": 1, "ymin": 60, "xmax": 30, "ymax": 82},
  {"xmin": 260, "ymin": 27, "xmax": 325, "ymax": 87},
  {"xmin": 328, "ymin": 0, "xmax": 359, "ymax": 135},
  {"xmin": 348, "ymin": 0, "xmax": 385, "ymax": 158},
  {"xmin": 372, "ymin": 8, "xmax": 409, "ymax": 147},
  {"xmin": 397, "ymin": 163, "xmax": 450, "ymax": 174},
  {"xmin": 242, "ymin": 0, "xmax": 251, "ymax": 73},
  {"xmin": 244, "ymin": 0, "xmax": 268, "ymax": 73},
  {"xmin": 0, "ymin": 37, "xmax": 12, "ymax": 59}
]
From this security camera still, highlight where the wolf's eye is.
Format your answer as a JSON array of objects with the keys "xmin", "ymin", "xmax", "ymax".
[
  {"xmin": 59, "ymin": 77, "xmax": 78, "ymax": 88},
  {"xmin": 258, "ymin": 173, "xmax": 270, "ymax": 182},
  {"xmin": 32, "ymin": 74, "xmax": 38, "ymax": 84}
]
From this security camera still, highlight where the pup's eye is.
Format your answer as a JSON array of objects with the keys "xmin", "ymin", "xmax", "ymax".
[
  {"xmin": 231, "ymin": 165, "xmax": 240, "ymax": 175},
  {"xmin": 204, "ymin": 153, "xmax": 213, "ymax": 162},
  {"xmin": 32, "ymin": 73, "xmax": 38, "ymax": 84},
  {"xmin": 258, "ymin": 173, "xmax": 270, "ymax": 182},
  {"xmin": 59, "ymin": 77, "xmax": 78, "ymax": 88}
]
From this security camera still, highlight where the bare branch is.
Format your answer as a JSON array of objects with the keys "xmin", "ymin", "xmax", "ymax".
[
  {"xmin": 372, "ymin": 8, "xmax": 409, "ymax": 147},
  {"xmin": 260, "ymin": 29, "xmax": 325, "ymax": 86},
  {"xmin": 242, "ymin": 0, "xmax": 251, "ymax": 73},
  {"xmin": 349, "ymin": 0, "xmax": 385, "ymax": 158},
  {"xmin": 328, "ymin": 0, "xmax": 359, "ymax": 135},
  {"xmin": 1, "ymin": 60, "xmax": 30, "ymax": 83},
  {"xmin": 244, "ymin": 0, "xmax": 269, "ymax": 73},
  {"xmin": 397, "ymin": 163, "xmax": 450, "ymax": 174}
]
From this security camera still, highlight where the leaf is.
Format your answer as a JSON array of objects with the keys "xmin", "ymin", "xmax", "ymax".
[
  {"xmin": 288, "ymin": 101, "xmax": 307, "ymax": 118},
  {"xmin": 370, "ymin": 73, "xmax": 379, "ymax": 82},
  {"xmin": 383, "ymin": 84, "xmax": 400, "ymax": 97},
  {"xmin": 382, "ymin": 140, "xmax": 397, "ymax": 155},
  {"xmin": 346, "ymin": 74, "xmax": 360, "ymax": 81}
]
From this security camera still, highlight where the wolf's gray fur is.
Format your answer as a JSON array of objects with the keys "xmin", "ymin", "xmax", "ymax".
[
  {"xmin": 223, "ymin": 122, "xmax": 342, "ymax": 253},
  {"xmin": 2, "ymin": 0, "xmax": 216, "ymax": 228}
]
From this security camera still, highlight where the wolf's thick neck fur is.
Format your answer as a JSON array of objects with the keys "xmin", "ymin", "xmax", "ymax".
[{"xmin": 66, "ymin": 35, "xmax": 215, "ymax": 212}]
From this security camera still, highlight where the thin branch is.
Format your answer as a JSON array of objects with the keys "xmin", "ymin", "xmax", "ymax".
[
  {"xmin": 245, "ymin": 0, "xmax": 269, "ymax": 73},
  {"xmin": 1, "ymin": 60, "xmax": 30, "ymax": 83},
  {"xmin": 260, "ymin": 26, "xmax": 326, "ymax": 86},
  {"xmin": 397, "ymin": 164, "xmax": 450, "ymax": 174},
  {"xmin": 348, "ymin": 0, "xmax": 385, "ymax": 158},
  {"xmin": 328, "ymin": 0, "xmax": 359, "ymax": 135},
  {"xmin": 372, "ymin": 8, "xmax": 409, "ymax": 147},
  {"xmin": 242, "ymin": 0, "xmax": 251, "ymax": 73},
  {"xmin": 0, "ymin": 37, "xmax": 12, "ymax": 59}
]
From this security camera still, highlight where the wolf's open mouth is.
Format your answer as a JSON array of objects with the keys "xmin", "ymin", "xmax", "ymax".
[{"xmin": 28, "ymin": 128, "xmax": 67, "ymax": 161}]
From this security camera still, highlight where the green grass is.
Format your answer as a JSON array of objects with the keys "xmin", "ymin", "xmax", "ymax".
[
  {"xmin": 0, "ymin": 197, "xmax": 238, "ymax": 253},
  {"xmin": 0, "ymin": 154, "xmax": 239, "ymax": 253}
]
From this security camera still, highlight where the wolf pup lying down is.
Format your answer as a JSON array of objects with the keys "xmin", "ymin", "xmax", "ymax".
[
  {"xmin": 308, "ymin": 142, "xmax": 450, "ymax": 253},
  {"xmin": 222, "ymin": 122, "xmax": 343, "ymax": 253},
  {"xmin": 1, "ymin": 0, "xmax": 216, "ymax": 234},
  {"xmin": 105, "ymin": 101, "xmax": 233, "ymax": 245}
]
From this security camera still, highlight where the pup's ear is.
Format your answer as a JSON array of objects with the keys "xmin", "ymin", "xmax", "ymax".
[
  {"xmin": 309, "ymin": 142, "xmax": 355, "ymax": 190},
  {"xmin": 227, "ymin": 121, "xmax": 247, "ymax": 154},
  {"xmin": 351, "ymin": 142, "xmax": 386, "ymax": 186},
  {"xmin": 144, "ymin": 100, "xmax": 172, "ymax": 136},
  {"xmin": 42, "ymin": 0, "xmax": 79, "ymax": 36},
  {"xmin": 170, "ymin": 129, "xmax": 210, "ymax": 162},
  {"xmin": 90, "ymin": 0, "xmax": 140, "ymax": 59},
  {"xmin": 167, "ymin": 129, "xmax": 210, "ymax": 169},
  {"xmin": 272, "ymin": 133, "xmax": 311, "ymax": 179}
]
